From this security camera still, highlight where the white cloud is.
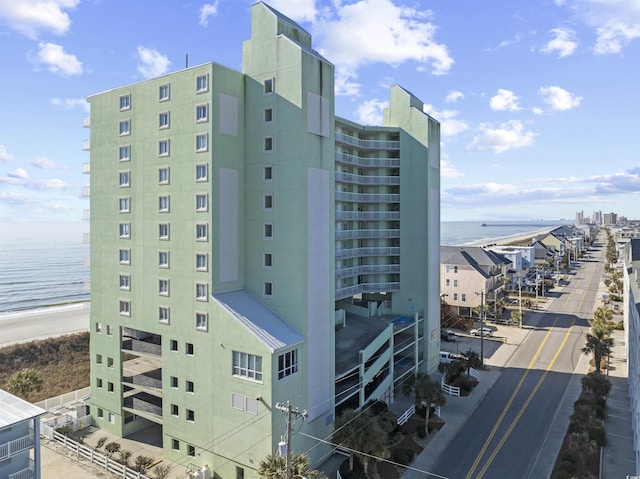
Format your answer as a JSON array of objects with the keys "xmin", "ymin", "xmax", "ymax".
[
  {"xmin": 441, "ymin": 160, "xmax": 464, "ymax": 179},
  {"xmin": 466, "ymin": 120, "xmax": 536, "ymax": 154},
  {"xmin": 34, "ymin": 42, "xmax": 83, "ymax": 76},
  {"xmin": 445, "ymin": 90, "xmax": 464, "ymax": 103},
  {"xmin": 355, "ymin": 99, "xmax": 388, "ymax": 125},
  {"xmin": 32, "ymin": 157, "xmax": 56, "ymax": 169},
  {"xmin": 560, "ymin": 0, "xmax": 640, "ymax": 54},
  {"xmin": 0, "ymin": 0, "xmax": 79, "ymax": 39},
  {"xmin": 423, "ymin": 104, "xmax": 469, "ymax": 137},
  {"xmin": 137, "ymin": 46, "xmax": 171, "ymax": 79},
  {"xmin": 540, "ymin": 27, "xmax": 578, "ymax": 57},
  {"xmin": 499, "ymin": 33, "xmax": 523, "ymax": 48},
  {"xmin": 199, "ymin": 2, "xmax": 218, "ymax": 27},
  {"xmin": 0, "ymin": 145, "xmax": 14, "ymax": 162},
  {"xmin": 489, "ymin": 89, "xmax": 521, "ymax": 112},
  {"xmin": 8, "ymin": 168, "xmax": 28, "ymax": 179},
  {"xmin": 51, "ymin": 97, "xmax": 89, "ymax": 112},
  {"xmin": 539, "ymin": 86, "xmax": 583, "ymax": 111},
  {"xmin": 266, "ymin": 0, "xmax": 317, "ymax": 23},
  {"xmin": 314, "ymin": 0, "xmax": 453, "ymax": 96}
]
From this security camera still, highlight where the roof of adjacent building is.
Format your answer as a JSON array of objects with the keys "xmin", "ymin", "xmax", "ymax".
[
  {"xmin": 213, "ymin": 289, "xmax": 304, "ymax": 353},
  {"xmin": 0, "ymin": 389, "xmax": 46, "ymax": 429},
  {"xmin": 441, "ymin": 246, "xmax": 511, "ymax": 278}
]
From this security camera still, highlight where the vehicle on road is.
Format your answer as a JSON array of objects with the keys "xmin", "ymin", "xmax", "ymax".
[
  {"xmin": 470, "ymin": 327, "xmax": 492, "ymax": 337},
  {"xmin": 440, "ymin": 351, "xmax": 464, "ymax": 363},
  {"xmin": 441, "ymin": 330, "xmax": 456, "ymax": 342}
]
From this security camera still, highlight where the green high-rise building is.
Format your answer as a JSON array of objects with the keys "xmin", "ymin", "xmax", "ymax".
[{"xmin": 86, "ymin": 3, "xmax": 440, "ymax": 477}]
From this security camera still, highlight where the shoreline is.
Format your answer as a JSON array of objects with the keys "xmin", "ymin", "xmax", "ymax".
[
  {"xmin": 462, "ymin": 226, "xmax": 557, "ymax": 248},
  {"xmin": 0, "ymin": 300, "xmax": 90, "ymax": 321}
]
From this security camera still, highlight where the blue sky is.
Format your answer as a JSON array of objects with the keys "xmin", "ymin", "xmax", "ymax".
[{"xmin": 1, "ymin": 0, "xmax": 639, "ymax": 223}]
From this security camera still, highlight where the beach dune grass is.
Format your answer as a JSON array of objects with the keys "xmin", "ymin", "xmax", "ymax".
[{"xmin": 0, "ymin": 332, "xmax": 90, "ymax": 402}]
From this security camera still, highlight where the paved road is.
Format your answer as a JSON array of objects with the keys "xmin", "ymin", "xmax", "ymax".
[
  {"xmin": 429, "ymin": 238, "xmax": 604, "ymax": 479},
  {"xmin": 0, "ymin": 302, "xmax": 90, "ymax": 348}
]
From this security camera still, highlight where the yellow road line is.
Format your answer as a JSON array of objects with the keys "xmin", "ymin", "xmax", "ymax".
[
  {"xmin": 475, "ymin": 320, "xmax": 575, "ymax": 479},
  {"xmin": 464, "ymin": 317, "xmax": 559, "ymax": 479}
]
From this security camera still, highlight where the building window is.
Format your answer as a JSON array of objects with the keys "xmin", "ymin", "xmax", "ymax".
[
  {"xmin": 119, "ymin": 223, "xmax": 131, "ymax": 238},
  {"xmin": 454, "ymin": 266, "xmax": 458, "ymax": 273},
  {"xmin": 196, "ymin": 194, "xmax": 208, "ymax": 211},
  {"xmin": 264, "ymin": 166, "xmax": 273, "ymax": 181},
  {"xmin": 196, "ymin": 312, "xmax": 208, "ymax": 331},
  {"xmin": 232, "ymin": 351, "xmax": 263, "ymax": 381},
  {"xmin": 264, "ymin": 252, "xmax": 272, "ymax": 268},
  {"xmin": 96, "ymin": 378, "xmax": 103, "ymax": 388},
  {"xmin": 159, "ymin": 195, "xmax": 170, "ymax": 212},
  {"xmin": 263, "ymin": 224, "xmax": 273, "ymax": 239},
  {"xmin": 186, "ymin": 409, "xmax": 195, "ymax": 421},
  {"xmin": 172, "ymin": 439, "xmax": 180, "ymax": 450},
  {"xmin": 264, "ymin": 78, "xmax": 273, "ymax": 94},
  {"xmin": 119, "ymin": 300, "xmax": 130, "ymax": 316},
  {"xmin": 159, "ymin": 279, "xmax": 169, "ymax": 296},
  {"xmin": 264, "ymin": 282, "xmax": 272, "ymax": 297},
  {"xmin": 119, "ymin": 94, "xmax": 131, "ymax": 110},
  {"xmin": 119, "ymin": 249, "xmax": 130, "ymax": 264},
  {"xmin": 188, "ymin": 445, "xmax": 196, "ymax": 457},
  {"xmin": 445, "ymin": 279, "xmax": 450, "ymax": 287},
  {"xmin": 278, "ymin": 349, "xmax": 298, "ymax": 379},
  {"xmin": 119, "ymin": 171, "xmax": 130, "ymax": 187},
  {"xmin": 159, "ymin": 223, "xmax": 169, "ymax": 240},
  {"xmin": 196, "ymin": 283, "xmax": 208, "ymax": 301},
  {"xmin": 445, "ymin": 266, "xmax": 450, "ymax": 273},
  {"xmin": 159, "ymin": 112, "xmax": 169, "ymax": 129},
  {"xmin": 106, "ymin": 325, "xmax": 113, "ymax": 335},
  {"xmin": 461, "ymin": 293, "xmax": 467, "ymax": 302},
  {"xmin": 264, "ymin": 194, "xmax": 273, "ymax": 210},
  {"xmin": 196, "ymin": 253, "xmax": 207, "ymax": 271},
  {"xmin": 264, "ymin": 137, "xmax": 273, "ymax": 152},
  {"xmin": 196, "ymin": 104, "xmax": 208, "ymax": 122},
  {"xmin": 107, "ymin": 357, "xmax": 114, "ymax": 367},
  {"xmin": 196, "ymin": 74, "xmax": 208, "ymax": 92},
  {"xmin": 119, "ymin": 120, "xmax": 130, "ymax": 136},
  {"xmin": 159, "ymin": 251, "xmax": 169, "ymax": 268},
  {"xmin": 170, "ymin": 376, "xmax": 178, "ymax": 388},
  {"xmin": 196, "ymin": 164, "xmax": 208, "ymax": 182},
  {"xmin": 186, "ymin": 380, "xmax": 194, "ymax": 393},
  {"xmin": 97, "ymin": 408, "xmax": 104, "ymax": 419},
  {"xmin": 196, "ymin": 134, "xmax": 208, "ymax": 152},
  {"xmin": 96, "ymin": 354, "xmax": 103, "ymax": 364},
  {"xmin": 186, "ymin": 343, "xmax": 194, "ymax": 355},
  {"xmin": 170, "ymin": 339, "xmax": 178, "ymax": 352},
  {"xmin": 119, "ymin": 197, "xmax": 130, "ymax": 213},
  {"xmin": 119, "ymin": 274, "xmax": 130, "ymax": 290},
  {"xmin": 159, "ymin": 167, "xmax": 169, "ymax": 185},
  {"xmin": 119, "ymin": 145, "xmax": 130, "ymax": 162},
  {"xmin": 171, "ymin": 404, "xmax": 179, "ymax": 416},
  {"xmin": 159, "ymin": 306, "xmax": 170, "ymax": 324},
  {"xmin": 196, "ymin": 224, "xmax": 208, "ymax": 241},
  {"xmin": 453, "ymin": 279, "xmax": 458, "ymax": 287},
  {"xmin": 96, "ymin": 322, "xmax": 102, "ymax": 333},
  {"xmin": 453, "ymin": 293, "xmax": 458, "ymax": 301},
  {"xmin": 159, "ymin": 140, "xmax": 169, "ymax": 157},
  {"xmin": 108, "ymin": 382, "xmax": 114, "ymax": 392},
  {"xmin": 159, "ymin": 84, "xmax": 170, "ymax": 101},
  {"xmin": 264, "ymin": 107, "xmax": 273, "ymax": 122}
]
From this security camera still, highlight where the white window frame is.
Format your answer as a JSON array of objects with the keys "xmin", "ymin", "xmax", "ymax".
[
  {"xmin": 196, "ymin": 134, "xmax": 208, "ymax": 152},
  {"xmin": 196, "ymin": 283, "xmax": 208, "ymax": 301},
  {"xmin": 264, "ymin": 137, "xmax": 273, "ymax": 152},
  {"xmin": 263, "ymin": 223, "xmax": 273, "ymax": 240},
  {"xmin": 196, "ymin": 224, "xmax": 208, "ymax": 241},
  {"xmin": 159, "ymin": 251, "xmax": 169, "ymax": 268},
  {"xmin": 158, "ymin": 167, "xmax": 170, "ymax": 185},
  {"xmin": 119, "ymin": 197, "xmax": 130, "ymax": 213},
  {"xmin": 196, "ymin": 312, "xmax": 208, "ymax": 331},
  {"xmin": 158, "ymin": 195, "xmax": 170, "ymax": 213},
  {"xmin": 159, "ymin": 112, "xmax": 170, "ymax": 129},
  {"xmin": 119, "ymin": 223, "xmax": 131, "ymax": 239},
  {"xmin": 159, "ymin": 223, "xmax": 170, "ymax": 240},
  {"xmin": 263, "ymin": 252, "xmax": 273, "ymax": 269},
  {"xmin": 278, "ymin": 349, "xmax": 298, "ymax": 380},
  {"xmin": 119, "ymin": 171, "xmax": 130, "ymax": 187},
  {"xmin": 263, "ymin": 165, "xmax": 273, "ymax": 182},
  {"xmin": 119, "ymin": 119, "xmax": 130, "ymax": 136},
  {"xmin": 196, "ymin": 104, "xmax": 208, "ymax": 122},
  {"xmin": 119, "ymin": 274, "xmax": 130, "ymax": 290},
  {"xmin": 159, "ymin": 84, "xmax": 170, "ymax": 101},
  {"xmin": 232, "ymin": 351, "xmax": 263, "ymax": 382},
  {"xmin": 119, "ymin": 249, "xmax": 130, "ymax": 265},
  {"xmin": 196, "ymin": 253, "xmax": 208, "ymax": 271},
  {"xmin": 264, "ymin": 281, "xmax": 273, "ymax": 298},
  {"xmin": 186, "ymin": 409, "xmax": 195, "ymax": 422},
  {"xmin": 159, "ymin": 306, "xmax": 170, "ymax": 324},
  {"xmin": 159, "ymin": 279, "xmax": 169, "ymax": 296},
  {"xmin": 196, "ymin": 194, "xmax": 208, "ymax": 212},
  {"xmin": 119, "ymin": 300, "xmax": 131, "ymax": 317},
  {"xmin": 263, "ymin": 194, "xmax": 273, "ymax": 211},
  {"xmin": 159, "ymin": 139, "xmax": 170, "ymax": 157},
  {"xmin": 186, "ymin": 380, "xmax": 195, "ymax": 393},
  {"xmin": 196, "ymin": 74, "xmax": 208, "ymax": 92},
  {"xmin": 196, "ymin": 164, "xmax": 208, "ymax": 182},
  {"xmin": 119, "ymin": 145, "xmax": 130, "ymax": 162},
  {"xmin": 263, "ymin": 78, "xmax": 274, "ymax": 94},
  {"xmin": 119, "ymin": 94, "xmax": 131, "ymax": 110},
  {"xmin": 264, "ymin": 107, "xmax": 273, "ymax": 123}
]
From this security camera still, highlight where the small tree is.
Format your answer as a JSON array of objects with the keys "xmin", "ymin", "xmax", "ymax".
[
  {"xmin": 581, "ymin": 328, "xmax": 613, "ymax": 374},
  {"xmin": 104, "ymin": 442, "xmax": 121, "ymax": 457},
  {"xmin": 118, "ymin": 449, "xmax": 132, "ymax": 467},
  {"xmin": 133, "ymin": 456, "xmax": 154, "ymax": 473},
  {"xmin": 8, "ymin": 368, "xmax": 43, "ymax": 399},
  {"xmin": 257, "ymin": 452, "xmax": 327, "ymax": 479},
  {"xmin": 95, "ymin": 436, "xmax": 108, "ymax": 450},
  {"xmin": 153, "ymin": 464, "xmax": 172, "ymax": 479},
  {"xmin": 461, "ymin": 349, "xmax": 482, "ymax": 375},
  {"xmin": 581, "ymin": 372, "xmax": 612, "ymax": 399}
]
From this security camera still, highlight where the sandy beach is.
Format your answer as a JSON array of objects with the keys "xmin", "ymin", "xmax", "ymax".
[{"xmin": 464, "ymin": 225, "xmax": 557, "ymax": 247}]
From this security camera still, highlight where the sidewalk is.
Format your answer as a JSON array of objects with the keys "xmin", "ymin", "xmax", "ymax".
[{"xmin": 601, "ymin": 329, "xmax": 634, "ymax": 478}]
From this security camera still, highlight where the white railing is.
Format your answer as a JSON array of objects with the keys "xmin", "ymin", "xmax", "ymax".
[
  {"xmin": 335, "ymin": 228, "xmax": 400, "ymax": 240},
  {"xmin": 441, "ymin": 376, "xmax": 460, "ymax": 397},
  {"xmin": 8, "ymin": 458, "xmax": 35, "ymax": 479},
  {"xmin": 335, "ymin": 151, "xmax": 400, "ymax": 168},
  {"xmin": 335, "ymin": 171, "xmax": 400, "ymax": 186},
  {"xmin": 0, "ymin": 433, "xmax": 35, "ymax": 460},
  {"xmin": 335, "ymin": 210, "xmax": 400, "ymax": 222},
  {"xmin": 469, "ymin": 367, "xmax": 480, "ymax": 381},
  {"xmin": 83, "ymin": 115, "xmax": 90, "ymax": 128},
  {"xmin": 335, "ymin": 246, "xmax": 400, "ymax": 260},
  {"xmin": 397, "ymin": 404, "xmax": 415, "ymax": 426},
  {"xmin": 42, "ymin": 413, "xmax": 91, "ymax": 439},
  {"xmin": 35, "ymin": 387, "xmax": 91, "ymax": 410},
  {"xmin": 82, "ymin": 139, "xmax": 90, "ymax": 151},
  {"xmin": 49, "ymin": 431, "xmax": 151, "ymax": 479},
  {"xmin": 334, "ymin": 132, "xmax": 400, "ymax": 150},
  {"xmin": 335, "ymin": 191, "xmax": 400, "ymax": 203}
]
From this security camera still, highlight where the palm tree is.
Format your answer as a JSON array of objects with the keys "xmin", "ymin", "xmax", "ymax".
[
  {"xmin": 403, "ymin": 373, "xmax": 446, "ymax": 420},
  {"xmin": 581, "ymin": 328, "xmax": 614, "ymax": 374},
  {"xmin": 257, "ymin": 452, "xmax": 327, "ymax": 479},
  {"xmin": 592, "ymin": 306, "xmax": 613, "ymax": 327},
  {"xmin": 461, "ymin": 349, "xmax": 482, "ymax": 375},
  {"xmin": 8, "ymin": 368, "xmax": 43, "ymax": 399},
  {"xmin": 332, "ymin": 408, "xmax": 388, "ymax": 475}
]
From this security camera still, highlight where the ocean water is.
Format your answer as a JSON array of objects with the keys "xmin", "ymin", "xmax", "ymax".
[
  {"xmin": 0, "ymin": 220, "xmax": 569, "ymax": 314},
  {"xmin": 0, "ymin": 222, "xmax": 90, "ymax": 313}
]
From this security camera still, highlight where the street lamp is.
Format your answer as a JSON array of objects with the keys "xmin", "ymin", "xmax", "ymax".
[
  {"xmin": 475, "ymin": 290, "xmax": 485, "ymax": 365},
  {"xmin": 515, "ymin": 271, "xmax": 525, "ymax": 329}
]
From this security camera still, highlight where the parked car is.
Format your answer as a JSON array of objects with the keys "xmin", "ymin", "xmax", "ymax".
[
  {"xmin": 439, "ymin": 351, "xmax": 463, "ymax": 363},
  {"xmin": 440, "ymin": 330, "xmax": 456, "ymax": 342},
  {"xmin": 470, "ymin": 327, "xmax": 492, "ymax": 337}
]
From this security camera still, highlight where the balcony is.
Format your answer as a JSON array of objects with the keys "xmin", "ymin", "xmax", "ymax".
[
  {"xmin": 122, "ymin": 337, "xmax": 162, "ymax": 359},
  {"xmin": 82, "ymin": 185, "xmax": 90, "ymax": 197},
  {"xmin": 122, "ymin": 365, "xmax": 162, "ymax": 396},
  {"xmin": 335, "ymin": 229, "xmax": 400, "ymax": 240},
  {"xmin": 335, "ymin": 211, "xmax": 400, "ymax": 222},
  {"xmin": 123, "ymin": 392, "xmax": 162, "ymax": 424},
  {"xmin": 335, "ymin": 191, "xmax": 400, "ymax": 203},
  {"xmin": 83, "ymin": 115, "xmax": 90, "ymax": 128},
  {"xmin": 335, "ymin": 132, "xmax": 399, "ymax": 150},
  {"xmin": 335, "ymin": 282, "xmax": 400, "ymax": 300},
  {"xmin": 82, "ymin": 209, "xmax": 90, "ymax": 220},
  {"xmin": 82, "ymin": 162, "xmax": 90, "ymax": 174},
  {"xmin": 0, "ymin": 433, "xmax": 35, "ymax": 461},
  {"xmin": 335, "ymin": 171, "xmax": 400, "ymax": 186},
  {"xmin": 336, "ymin": 246, "xmax": 400, "ymax": 260},
  {"xmin": 335, "ymin": 152, "xmax": 400, "ymax": 168},
  {"xmin": 8, "ymin": 458, "xmax": 36, "ymax": 479},
  {"xmin": 82, "ymin": 139, "xmax": 90, "ymax": 151},
  {"xmin": 82, "ymin": 232, "xmax": 90, "ymax": 244},
  {"xmin": 335, "ymin": 264, "xmax": 400, "ymax": 280}
]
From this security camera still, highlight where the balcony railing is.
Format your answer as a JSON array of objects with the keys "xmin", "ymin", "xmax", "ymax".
[
  {"xmin": 82, "ymin": 209, "xmax": 90, "ymax": 220},
  {"xmin": 123, "ymin": 371, "xmax": 162, "ymax": 392},
  {"xmin": 82, "ymin": 139, "xmax": 90, "ymax": 151},
  {"xmin": 122, "ymin": 338, "xmax": 162, "ymax": 358},
  {"xmin": 336, "ymin": 246, "xmax": 400, "ymax": 260},
  {"xmin": 335, "ymin": 171, "xmax": 400, "ymax": 186},
  {"xmin": 335, "ymin": 191, "xmax": 400, "ymax": 203},
  {"xmin": 336, "ymin": 282, "xmax": 400, "ymax": 300},
  {"xmin": 335, "ymin": 211, "xmax": 400, "ymax": 222},
  {"xmin": 0, "ymin": 433, "xmax": 35, "ymax": 461},
  {"xmin": 335, "ymin": 229, "xmax": 400, "ymax": 240},
  {"xmin": 335, "ymin": 152, "xmax": 400, "ymax": 168},
  {"xmin": 124, "ymin": 392, "xmax": 162, "ymax": 418},
  {"xmin": 83, "ymin": 115, "xmax": 90, "ymax": 128},
  {"xmin": 335, "ymin": 132, "xmax": 400, "ymax": 150},
  {"xmin": 8, "ymin": 458, "xmax": 35, "ymax": 479},
  {"xmin": 82, "ymin": 163, "xmax": 90, "ymax": 174},
  {"xmin": 82, "ymin": 232, "xmax": 90, "ymax": 244},
  {"xmin": 335, "ymin": 264, "xmax": 400, "ymax": 279},
  {"xmin": 82, "ymin": 185, "xmax": 90, "ymax": 197}
]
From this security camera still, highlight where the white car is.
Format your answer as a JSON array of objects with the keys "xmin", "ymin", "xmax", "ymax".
[{"xmin": 470, "ymin": 327, "xmax": 492, "ymax": 337}]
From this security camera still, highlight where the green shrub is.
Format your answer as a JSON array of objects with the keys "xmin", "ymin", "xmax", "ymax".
[
  {"xmin": 104, "ymin": 442, "xmax": 121, "ymax": 456},
  {"xmin": 96, "ymin": 436, "xmax": 107, "ymax": 450},
  {"xmin": 595, "ymin": 404, "xmax": 605, "ymax": 420},
  {"xmin": 558, "ymin": 460, "xmax": 576, "ymax": 475},
  {"xmin": 416, "ymin": 426, "xmax": 427, "ymax": 439},
  {"xmin": 392, "ymin": 448, "xmax": 415, "ymax": 465},
  {"xmin": 588, "ymin": 425, "xmax": 605, "ymax": 447},
  {"xmin": 55, "ymin": 426, "xmax": 72, "ymax": 436},
  {"xmin": 133, "ymin": 456, "xmax": 154, "ymax": 473},
  {"xmin": 567, "ymin": 421, "xmax": 583, "ymax": 434}
]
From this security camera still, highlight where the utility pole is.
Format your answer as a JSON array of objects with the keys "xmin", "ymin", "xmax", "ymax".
[
  {"xmin": 475, "ymin": 290, "xmax": 485, "ymax": 364},
  {"xmin": 275, "ymin": 401, "xmax": 308, "ymax": 479}
]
